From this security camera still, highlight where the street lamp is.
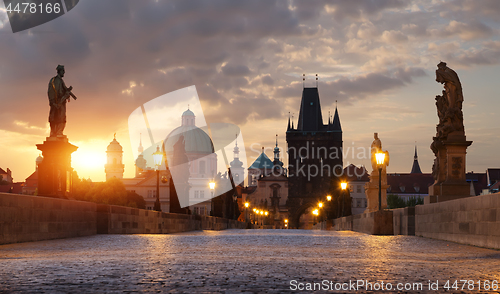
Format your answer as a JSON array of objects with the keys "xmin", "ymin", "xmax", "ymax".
[
  {"xmin": 152, "ymin": 146, "xmax": 164, "ymax": 212},
  {"xmin": 375, "ymin": 152, "xmax": 386, "ymax": 211},
  {"xmin": 326, "ymin": 195, "xmax": 332, "ymax": 201},
  {"xmin": 318, "ymin": 202, "xmax": 323, "ymax": 208},
  {"xmin": 340, "ymin": 182, "xmax": 347, "ymax": 217},
  {"xmin": 284, "ymin": 219, "xmax": 288, "ymax": 229},
  {"xmin": 209, "ymin": 181, "xmax": 215, "ymax": 216},
  {"xmin": 244, "ymin": 202, "xmax": 249, "ymax": 223}
]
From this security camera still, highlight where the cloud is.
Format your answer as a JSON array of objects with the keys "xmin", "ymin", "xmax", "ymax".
[
  {"xmin": 442, "ymin": 20, "xmax": 493, "ymax": 41},
  {"xmin": 221, "ymin": 63, "xmax": 251, "ymax": 77},
  {"xmin": 381, "ymin": 30, "xmax": 408, "ymax": 43}
]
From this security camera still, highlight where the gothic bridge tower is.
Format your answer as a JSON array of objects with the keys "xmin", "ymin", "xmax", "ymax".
[{"xmin": 286, "ymin": 87, "xmax": 343, "ymax": 228}]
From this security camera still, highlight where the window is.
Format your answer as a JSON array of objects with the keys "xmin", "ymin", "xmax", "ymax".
[
  {"xmin": 349, "ymin": 185, "xmax": 353, "ymax": 193},
  {"xmin": 356, "ymin": 199, "xmax": 361, "ymax": 207},
  {"xmin": 200, "ymin": 207, "xmax": 205, "ymax": 215},
  {"xmin": 200, "ymin": 190, "xmax": 205, "ymax": 198},
  {"xmin": 356, "ymin": 185, "xmax": 362, "ymax": 193},
  {"xmin": 147, "ymin": 190, "xmax": 156, "ymax": 198},
  {"xmin": 194, "ymin": 191, "xmax": 199, "ymax": 198}
]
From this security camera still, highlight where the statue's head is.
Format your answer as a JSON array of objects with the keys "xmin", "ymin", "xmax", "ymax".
[
  {"xmin": 374, "ymin": 132, "xmax": 378, "ymax": 139},
  {"xmin": 436, "ymin": 61, "xmax": 448, "ymax": 84},
  {"xmin": 56, "ymin": 65, "xmax": 65, "ymax": 77}
]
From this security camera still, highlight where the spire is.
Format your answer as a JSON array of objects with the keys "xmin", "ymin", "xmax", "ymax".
[
  {"xmin": 332, "ymin": 105, "xmax": 342, "ymax": 131},
  {"xmin": 287, "ymin": 112, "xmax": 291, "ymax": 131},
  {"xmin": 138, "ymin": 133, "xmax": 144, "ymax": 154},
  {"xmin": 410, "ymin": 145, "xmax": 422, "ymax": 174},
  {"xmin": 273, "ymin": 134, "xmax": 283, "ymax": 168},
  {"xmin": 233, "ymin": 134, "xmax": 240, "ymax": 159}
]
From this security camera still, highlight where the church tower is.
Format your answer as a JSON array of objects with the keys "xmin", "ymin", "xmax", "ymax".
[
  {"xmin": 286, "ymin": 86, "xmax": 343, "ymax": 227},
  {"xmin": 410, "ymin": 145, "xmax": 422, "ymax": 174},
  {"xmin": 135, "ymin": 134, "xmax": 147, "ymax": 177},
  {"xmin": 105, "ymin": 135, "xmax": 124, "ymax": 180},
  {"xmin": 230, "ymin": 138, "xmax": 245, "ymax": 185}
]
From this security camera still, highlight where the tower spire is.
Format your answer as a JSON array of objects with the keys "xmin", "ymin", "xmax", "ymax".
[
  {"xmin": 138, "ymin": 133, "xmax": 144, "ymax": 153},
  {"xmin": 410, "ymin": 144, "xmax": 422, "ymax": 174},
  {"xmin": 287, "ymin": 112, "xmax": 291, "ymax": 131},
  {"xmin": 332, "ymin": 104, "xmax": 342, "ymax": 131}
]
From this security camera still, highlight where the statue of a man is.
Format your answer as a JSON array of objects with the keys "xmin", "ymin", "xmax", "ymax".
[
  {"xmin": 47, "ymin": 65, "xmax": 76, "ymax": 137},
  {"xmin": 370, "ymin": 132, "xmax": 389, "ymax": 172}
]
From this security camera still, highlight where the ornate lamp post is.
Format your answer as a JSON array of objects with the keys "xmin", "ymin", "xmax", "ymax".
[
  {"xmin": 340, "ymin": 182, "xmax": 347, "ymax": 217},
  {"xmin": 152, "ymin": 146, "xmax": 164, "ymax": 212},
  {"xmin": 375, "ymin": 152, "xmax": 386, "ymax": 211},
  {"xmin": 209, "ymin": 181, "xmax": 215, "ymax": 216}
]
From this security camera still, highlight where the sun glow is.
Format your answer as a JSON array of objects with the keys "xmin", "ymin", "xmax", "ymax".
[{"xmin": 72, "ymin": 148, "xmax": 107, "ymax": 180}]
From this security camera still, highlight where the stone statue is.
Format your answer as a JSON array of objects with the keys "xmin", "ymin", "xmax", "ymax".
[
  {"xmin": 427, "ymin": 62, "xmax": 472, "ymax": 203},
  {"xmin": 370, "ymin": 133, "xmax": 389, "ymax": 172},
  {"xmin": 434, "ymin": 62, "xmax": 464, "ymax": 140},
  {"xmin": 47, "ymin": 65, "xmax": 77, "ymax": 137}
]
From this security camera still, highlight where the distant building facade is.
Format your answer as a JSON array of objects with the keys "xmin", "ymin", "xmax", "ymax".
[
  {"xmin": 344, "ymin": 164, "xmax": 369, "ymax": 215},
  {"xmin": 245, "ymin": 137, "xmax": 288, "ymax": 226}
]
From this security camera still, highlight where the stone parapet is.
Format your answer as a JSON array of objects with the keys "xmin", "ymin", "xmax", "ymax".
[{"xmin": 0, "ymin": 193, "xmax": 246, "ymax": 245}]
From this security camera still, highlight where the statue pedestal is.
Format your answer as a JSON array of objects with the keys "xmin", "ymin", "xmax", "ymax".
[
  {"xmin": 427, "ymin": 134, "xmax": 472, "ymax": 204},
  {"xmin": 365, "ymin": 171, "xmax": 389, "ymax": 213},
  {"xmin": 36, "ymin": 136, "xmax": 78, "ymax": 198}
]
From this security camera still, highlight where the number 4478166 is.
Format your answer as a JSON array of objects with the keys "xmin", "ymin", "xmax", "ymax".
[
  {"xmin": 5, "ymin": 2, "xmax": 61, "ymax": 14},
  {"xmin": 443, "ymin": 280, "xmax": 498, "ymax": 291}
]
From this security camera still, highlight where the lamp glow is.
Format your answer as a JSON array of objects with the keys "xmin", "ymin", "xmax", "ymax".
[
  {"xmin": 244, "ymin": 202, "xmax": 249, "ymax": 208},
  {"xmin": 152, "ymin": 146, "xmax": 163, "ymax": 167},
  {"xmin": 341, "ymin": 182, "xmax": 347, "ymax": 190},
  {"xmin": 265, "ymin": 211, "xmax": 268, "ymax": 216},
  {"xmin": 312, "ymin": 209, "xmax": 319, "ymax": 216},
  {"xmin": 376, "ymin": 152, "xmax": 386, "ymax": 166},
  {"xmin": 326, "ymin": 195, "xmax": 332, "ymax": 201},
  {"xmin": 209, "ymin": 181, "xmax": 215, "ymax": 190},
  {"xmin": 284, "ymin": 219, "xmax": 288, "ymax": 223},
  {"xmin": 318, "ymin": 202, "xmax": 323, "ymax": 208}
]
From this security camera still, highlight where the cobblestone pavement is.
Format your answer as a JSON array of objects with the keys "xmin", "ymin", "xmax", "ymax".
[{"xmin": 0, "ymin": 230, "xmax": 499, "ymax": 293}]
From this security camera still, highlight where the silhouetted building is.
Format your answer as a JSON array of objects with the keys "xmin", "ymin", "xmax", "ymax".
[
  {"xmin": 286, "ymin": 87, "xmax": 343, "ymax": 228},
  {"xmin": 410, "ymin": 146, "xmax": 422, "ymax": 174}
]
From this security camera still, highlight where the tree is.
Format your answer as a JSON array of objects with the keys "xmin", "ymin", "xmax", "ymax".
[
  {"xmin": 387, "ymin": 194, "xmax": 423, "ymax": 209},
  {"xmin": 387, "ymin": 194, "xmax": 406, "ymax": 209},
  {"xmin": 71, "ymin": 174, "xmax": 145, "ymax": 209}
]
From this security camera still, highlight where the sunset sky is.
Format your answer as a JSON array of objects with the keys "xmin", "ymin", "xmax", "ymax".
[{"xmin": 1, "ymin": 0, "xmax": 500, "ymax": 183}]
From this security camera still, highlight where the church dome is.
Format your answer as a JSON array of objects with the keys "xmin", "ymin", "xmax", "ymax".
[
  {"xmin": 182, "ymin": 109, "xmax": 195, "ymax": 117},
  {"xmin": 163, "ymin": 109, "xmax": 214, "ymax": 155},
  {"xmin": 164, "ymin": 125, "xmax": 214, "ymax": 154},
  {"xmin": 107, "ymin": 138, "xmax": 122, "ymax": 152},
  {"xmin": 36, "ymin": 155, "xmax": 43, "ymax": 165}
]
